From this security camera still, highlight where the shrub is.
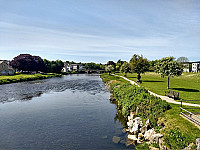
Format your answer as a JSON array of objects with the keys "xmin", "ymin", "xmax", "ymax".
[{"xmin": 164, "ymin": 129, "xmax": 189, "ymax": 149}]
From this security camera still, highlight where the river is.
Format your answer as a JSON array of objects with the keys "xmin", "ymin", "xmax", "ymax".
[{"xmin": 0, "ymin": 74, "xmax": 135, "ymax": 150}]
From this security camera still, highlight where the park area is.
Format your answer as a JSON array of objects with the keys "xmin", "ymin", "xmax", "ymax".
[
  {"xmin": 105, "ymin": 72, "xmax": 200, "ymax": 149},
  {"xmin": 117, "ymin": 72, "xmax": 200, "ymax": 104}
]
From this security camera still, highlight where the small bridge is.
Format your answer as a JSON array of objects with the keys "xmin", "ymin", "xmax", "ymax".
[{"xmin": 85, "ymin": 70, "xmax": 105, "ymax": 74}]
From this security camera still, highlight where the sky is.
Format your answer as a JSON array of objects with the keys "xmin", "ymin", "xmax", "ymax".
[{"xmin": 0, "ymin": 0, "xmax": 199, "ymax": 63}]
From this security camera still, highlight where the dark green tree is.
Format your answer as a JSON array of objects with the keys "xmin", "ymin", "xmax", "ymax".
[
  {"xmin": 120, "ymin": 62, "xmax": 130, "ymax": 77},
  {"xmin": 155, "ymin": 56, "xmax": 183, "ymax": 89},
  {"xmin": 129, "ymin": 54, "xmax": 150, "ymax": 83}
]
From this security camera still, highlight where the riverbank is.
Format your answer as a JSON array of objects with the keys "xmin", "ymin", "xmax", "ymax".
[
  {"xmin": 0, "ymin": 73, "xmax": 62, "ymax": 85},
  {"xmin": 101, "ymin": 73, "xmax": 200, "ymax": 150}
]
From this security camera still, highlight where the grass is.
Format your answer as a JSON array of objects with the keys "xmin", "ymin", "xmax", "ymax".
[
  {"xmin": 160, "ymin": 103, "xmax": 200, "ymax": 149},
  {"xmin": 101, "ymin": 73, "xmax": 200, "ymax": 149},
  {"xmin": 116, "ymin": 72, "xmax": 200, "ymax": 104},
  {"xmin": 0, "ymin": 73, "xmax": 61, "ymax": 84}
]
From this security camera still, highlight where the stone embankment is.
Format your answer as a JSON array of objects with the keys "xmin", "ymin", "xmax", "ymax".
[{"xmin": 126, "ymin": 110, "xmax": 166, "ymax": 150}]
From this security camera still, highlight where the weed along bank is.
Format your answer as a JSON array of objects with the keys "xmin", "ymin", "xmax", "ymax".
[{"xmin": 101, "ymin": 73, "xmax": 200, "ymax": 150}]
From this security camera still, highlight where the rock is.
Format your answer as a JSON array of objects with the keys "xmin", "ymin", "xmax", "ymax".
[
  {"xmin": 150, "ymin": 133, "xmax": 163, "ymax": 144},
  {"xmin": 135, "ymin": 107, "xmax": 139, "ymax": 115},
  {"xmin": 128, "ymin": 117, "xmax": 143, "ymax": 134},
  {"xmin": 196, "ymin": 138, "xmax": 200, "ymax": 150},
  {"xmin": 159, "ymin": 137, "xmax": 167, "ymax": 150},
  {"xmin": 130, "ymin": 111, "xmax": 134, "ymax": 120},
  {"xmin": 137, "ymin": 133, "xmax": 144, "ymax": 143},
  {"xmin": 109, "ymin": 94, "xmax": 116, "ymax": 101},
  {"xmin": 112, "ymin": 136, "xmax": 120, "ymax": 144},
  {"xmin": 145, "ymin": 119, "xmax": 151, "ymax": 128},
  {"xmin": 128, "ymin": 134, "xmax": 137, "ymax": 141},
  {"xmin": 125, "ymin": 140, "xmax": 133, "ymax": 147},
  {"xmin": 140, "ymin": 125, "xmax": 147, "ymax": 134},
  {"xmin": 144, "ymin": 128, "xmax": 156, "ymax": 141}
]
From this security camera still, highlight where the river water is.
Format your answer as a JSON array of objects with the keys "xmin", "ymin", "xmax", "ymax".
[{"xmin": 0, "ymin": 74, "xmax": 135, "ymax": 150}]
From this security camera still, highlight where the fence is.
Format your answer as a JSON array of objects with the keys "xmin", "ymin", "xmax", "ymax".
[{"xmin": 180, "ymin": 100, "xmax": 200, "ymax": 126}]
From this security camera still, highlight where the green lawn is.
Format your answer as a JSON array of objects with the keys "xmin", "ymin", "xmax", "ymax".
[
  {"xmin": 117, "ymin": 72, "xmax": 200, "ymax": 103},
  {"xmin": 0, "ymin": 73, "xmax": 61, "ymax": 84}
]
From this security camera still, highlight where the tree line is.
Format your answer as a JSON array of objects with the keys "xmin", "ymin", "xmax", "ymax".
[
  {"xmin": 10, "ymin": 53, "xmax": 184, "ymax": 89},
  {"xmin": 105, "ymin": 54, "xmax": 183, "ymax": 89}
]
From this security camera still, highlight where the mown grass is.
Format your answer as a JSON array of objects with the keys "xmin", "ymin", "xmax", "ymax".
[
  {"xmin": 101, "ymin": 73, "xmax": 200, "ymax": 149},
  {"xmin": 160, "ymin": 104, "xmax": 200, "ymax": 149},
  {"xmin": 116, "ymin": 72, "xmax": 200, "ymax": 104},
  {"xmin": 0, "ymin": 73, "xmax": 61, "ymax": 85}
]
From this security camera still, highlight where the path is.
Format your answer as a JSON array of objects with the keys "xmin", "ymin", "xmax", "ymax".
[{"xmin": 114, "ymin": 74, "xmax": 200, "ymax": 108}]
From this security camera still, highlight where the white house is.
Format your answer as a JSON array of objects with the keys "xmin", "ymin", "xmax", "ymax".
[
  {"xmin": 62, "ymin": 63, "xmax": 85, "ymax": 72},
  {"xmin": 192, "ymin": 62, "xmax": 200, "ymax": 73},
  {"xmin": 182, "ymin": 62, "xmax": 191, "ymax": 72},
  {"xmin": 0, "ymin": 60, "xmax": 15, "ymax": 75}
]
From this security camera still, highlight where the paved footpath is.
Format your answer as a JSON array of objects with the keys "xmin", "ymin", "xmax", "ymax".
[{"xmin": 114, "ymin": 74, "xmax": 200, "ymax": 108}]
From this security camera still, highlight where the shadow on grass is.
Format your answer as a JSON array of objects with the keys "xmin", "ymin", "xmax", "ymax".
[
  {"xmin": 143, "ymin": 80, "xmax": 164, "ymax": 82},
  {"xmin": 171, "ymin": 88, "xmax": 199, "ymax": 92},
  {"xmin": 128, "ymin": 77, "xmax": 136, "ymax": 79}
]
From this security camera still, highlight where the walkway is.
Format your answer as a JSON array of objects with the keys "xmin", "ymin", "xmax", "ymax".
[{"xmin": 114, "ymin": 74, "xmax": 200, "ymax": 108}]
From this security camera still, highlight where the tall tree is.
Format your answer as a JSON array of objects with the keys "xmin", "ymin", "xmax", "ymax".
[
  {"xmin": 10, "ymin": 54, "xmax": 45, "ymax": 72},
  {"xmin": 129, "ymin": 54, "xmax": 149, "ymax": 83},
  {"xmin": 120, "ymin": 62, "xmax": 130, "ymax": 77},
  {"xmin": 177, "ymin": 57, "xmax": 189, "ymax": 63},
  {"xmin": 155, "ymin": 56, "xmax": 183, "ymax": 89},
  {"xmin": 105, "ymin": 65, "xmax": 114, "ymax": 75}
]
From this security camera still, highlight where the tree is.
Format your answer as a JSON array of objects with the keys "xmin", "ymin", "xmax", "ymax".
[
  {"xmin": 177, "ymin": 57, "xmax": 189, "ymax": 63},
  {"xmin": 43, "ymin": 59, "xmax": 64, "ymax": 73},
  {"xmin": 129, "ymin": 54, "xmax": 150, "ymax": 83},
  {"xmin": 105, "ymin": 65, "xmax": 114, "ymax": 75},
  {"xmin": 155, "ymin": 56, "xmax": 183, "ymax": 89},
  {"xmin": 120, "ymin": 62, "xmax": 130, "ymax": 77},
  {"xmin": 10, "ymin": 54, "xmax": 45, "ymax": 72}
]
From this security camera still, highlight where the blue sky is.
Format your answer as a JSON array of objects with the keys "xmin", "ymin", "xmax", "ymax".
[{"xmin": 0, "ymin": 0, "xmax": 199, "ymax": 63}]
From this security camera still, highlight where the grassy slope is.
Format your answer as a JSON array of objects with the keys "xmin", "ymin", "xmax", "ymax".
[
  {"xmin": 0, "ymin": 73, "xmax": 61, "ymax": 84},
  {"xmin": 102, "ymin": 73, "xmax": 200, "ymax": 149},
  {"xmin": 117, "ymin": 72, "xmax": 200, "ymax": 103}
]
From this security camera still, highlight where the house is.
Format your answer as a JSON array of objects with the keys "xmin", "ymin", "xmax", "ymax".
[
  {"xmin": 192, "ymin": 61, "xmax": 200, "ymax": 73},
  {"xmin": 62, "ymin": 63, "xmax": 85, "ymax": 72},
  {"xmin": 181, "ymin": 62, "xmax": 191, "ymax": 72},
  {"xmin": 0, "ymin": 60, "xmax": 15, "ymax": 75}
]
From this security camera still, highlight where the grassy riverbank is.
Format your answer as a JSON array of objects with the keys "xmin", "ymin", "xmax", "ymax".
[
  {"xmin": 101, "ymin": 73, "xmax": 200, "ymax": 149},
  {"xmin": 117, "ymin": 72, "xmax": 200, "ymax": 103},
  {"xmin": 0, "ymin": 73, "xmax": 62, "ymax": 85}
]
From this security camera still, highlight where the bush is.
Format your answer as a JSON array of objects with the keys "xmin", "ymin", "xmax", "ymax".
[{"xmin": 164, "ymin": 129, "xmax": 189, "ymax": 149}]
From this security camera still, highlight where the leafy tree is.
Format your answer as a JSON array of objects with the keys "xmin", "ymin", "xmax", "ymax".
[
  {"xmin": 120, "ymin": 62, "xmax": 130, "ymax": 76},
  {"xmin": 129, "ymin": 54, "xmax": 150, "ymax": 83},
  {"xmin": 177, "ymin": 57, "xmax": 189, "ymax": 63},
  {"xmin": 105, "ymin": 65, "xmax": 114, "ymax": 75},
  {"xmin": 85, "ymin": 62, "xmax": 101, "ymax": 70},
  {"xmin": 155, "ymin": 56, "xmax": 183, "ymax": 89},
  {"xmin": 43, "ymin": 59, "xmax": 64, "ymax": 73},
  {"xmin": 149, "ymin": 60, "xmax": 159, "ymax": 72},
  {"xmin": 10, "ymin": 54, "xmax": 45, "ymax": 72}
]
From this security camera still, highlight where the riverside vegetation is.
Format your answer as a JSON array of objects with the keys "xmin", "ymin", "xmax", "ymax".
[
  {"xmin": 101, "ymin": 73, "xmax": 200, "ymax": 150},
  {"xmin": 0, "ymin": 73, "xmax": 61, "ymax": 85}
]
